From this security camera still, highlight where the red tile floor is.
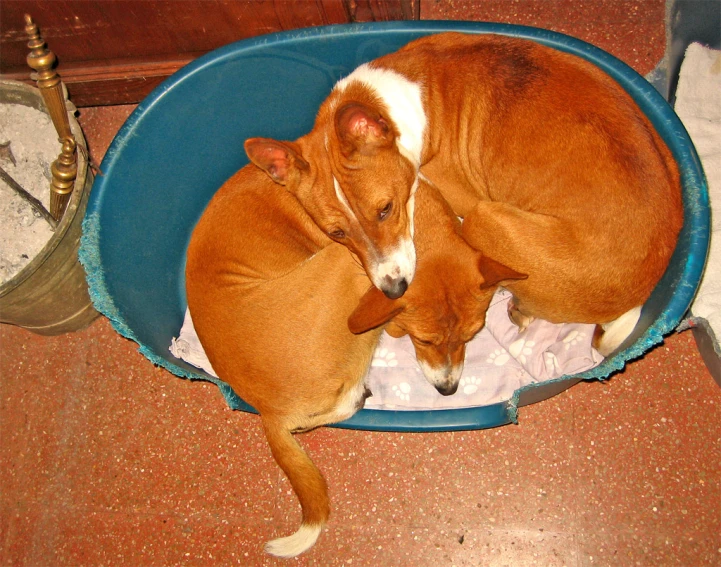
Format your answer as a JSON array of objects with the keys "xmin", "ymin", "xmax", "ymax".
[{"xmin": 2, "ymin": 2, "xmax": 720, "ymax": 566}]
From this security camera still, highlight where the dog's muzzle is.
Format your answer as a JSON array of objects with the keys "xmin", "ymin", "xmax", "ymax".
[
  {"xmin": 418, "ymin": 360, "xmax": 463, "ymax": 396},
  {"xmin": 434, "ymin": 381, "xmax": 459, "ymax": 396},
  {"xmin": 381, "ymin": 276, "xmax": 408, "ymax": 300}
]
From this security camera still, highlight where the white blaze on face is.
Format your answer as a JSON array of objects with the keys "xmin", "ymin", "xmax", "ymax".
[
  {"xmin": 406, "ymin": 176, "xmax": 418, "ymax": 239},
  {"xmin": 381, "ymin": 175, "xmax": 418, "ymax": 286},
  {"xmin": 417, "ymin": 358, "xmax": 464, "ymax": 394},
  {"xmin": 331, "ymin": 65, "xmax": 425, "ymax": 297},
  {"xmin": 333, "ymin": 175, "xmax": 356, "ymax": 218},
  {"xmin": 373, "ymin": 235, "xmax": 416, "ymax": 291},
  {"xmin": 449, "ymin": 360, "xmax": 464, "ymax": 385},
  {"xmin": 333, "ymin": 176, "xmax": 416, "ymax": 292}
]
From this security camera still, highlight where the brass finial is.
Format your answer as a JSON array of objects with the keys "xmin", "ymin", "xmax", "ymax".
[
  {"xmin": 24, "ymin": 14, "xmax": 78, "ymax": 221},
  {"xmin": 24, "ymin": 14, "xmax": 72, "ymax": 140},
  {"xmin": 50, "ymin": 137, "xmax": 78, "ymax": 220}
]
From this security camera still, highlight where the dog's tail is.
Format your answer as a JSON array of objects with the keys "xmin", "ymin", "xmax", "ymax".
[{"xmin": 261, "ymin": 416, "xmax": 328, "ymax": 558}]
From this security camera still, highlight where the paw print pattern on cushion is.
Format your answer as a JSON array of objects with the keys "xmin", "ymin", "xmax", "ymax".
[
  {"xmin": 392, "ymin": 382, "xmax": 411, "ymax": 401},
  {"xmin": 509, "ymin": 338, "xmax": 536, "ymax": 364},
  {"xmin": 460, "ymin": 376, "xmax": 482, "ymax": 395},
  {"xmin": 544, "ymin": 352, "xmax": 561, "ymax": 375},
  {"xmin": 372, "ymin": 347, "xmax": 398, "ymax": 367},
  {"xmin": 562, "ymin": 330, "xmax": 586, "ymax": 350},
  {"xmin": 486, "ymin": 348, "xmax": 510, "ymax": 366}
]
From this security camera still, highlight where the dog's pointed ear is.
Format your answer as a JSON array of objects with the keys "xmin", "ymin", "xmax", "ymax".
[
  {"xmin": 244, "ymin": 137, "xmax": 309, "ymax": 185},
  {"xmin": 335, "ymin": 103, "xmax": 395, "ymax": 158},
  {"xmin": 478, "ymin": 255, "xmax": 528, "ymax": 290},
  {"xmin": 348, "ymin": 286, "xmax": 404, "ymax": 334}
]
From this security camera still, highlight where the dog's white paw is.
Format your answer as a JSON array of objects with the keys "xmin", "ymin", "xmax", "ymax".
[
  {"xmin": 372, "ymin": 348, "xmax": 398, "ymax": 367},
  {"xmin": 562, "ymin": 330, "xmax": 586, "ymax": 350},
  {"xmin": 392, "ymin": 382, "xmax": 411, "ymax": 401},
  {"xmin": 459, "ymin": 375, "xmax": 481, "ymax": 395},
  {"xmin": 509, "ymin": 338, "xmax": 535, "ymax": 364},
  {"xmin": 486, "ymin": 349, "xmax": 510, "ymax": 366}
]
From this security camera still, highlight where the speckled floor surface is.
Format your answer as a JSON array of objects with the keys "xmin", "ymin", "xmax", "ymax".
[{"xmin": 2, "ymin": 2, "xmax": 720, "ymax": 566}]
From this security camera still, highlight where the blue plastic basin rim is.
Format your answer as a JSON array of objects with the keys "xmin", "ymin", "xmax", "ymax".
[{"xmin": 79, "ymin": 20, "xmax": 710, "ymax": 433}]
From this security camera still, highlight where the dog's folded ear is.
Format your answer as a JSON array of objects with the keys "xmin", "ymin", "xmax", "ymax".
[
  {"xmin": 335, "ymin": 103, "xmax": 396, "ymax": 158},
  {"xmin": 348, "ymin": 286, "xmax": 404, "ymax": 334},
  {"xmin": 244, "ymin": 138, "xmax": 309, "ymax": 185},
  {"xmin": 478, "ymin": 255, "xmax": 528, "ymax": 289}
]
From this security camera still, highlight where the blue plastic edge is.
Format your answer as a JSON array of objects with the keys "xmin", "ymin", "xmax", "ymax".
[{"xmin": 79, "ymin": 20, "xmax": 710, "ymax": 433}]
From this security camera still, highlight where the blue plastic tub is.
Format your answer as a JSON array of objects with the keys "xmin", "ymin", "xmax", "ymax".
[{"xmin": 80, "ymin": 21, "xmax": 709, "ymax": 432}]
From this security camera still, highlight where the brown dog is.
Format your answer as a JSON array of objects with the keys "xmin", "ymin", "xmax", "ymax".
[
  {"xmin": 186, "ymin": 164, "xmax": 378, "ymax": 558},
  {"xmin": 249, "ymin": 32, "xmax": 683, "ymax": 356},
  {"xmin": 186, "ymin": 165, "xmax": 520, "ymax": 557}
]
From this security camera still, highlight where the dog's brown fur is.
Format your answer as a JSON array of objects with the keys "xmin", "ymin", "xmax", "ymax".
[
  {"xmin": 187, "ymin": 165, "xmax": 380, "ymax": 558},
  {"xmin": 349, "ymin": 178, "xmax": 525, "ymax": 394},
  {"xmin": 302, "ymin": 32, "xmax": 683, "ymax": 355},
  {"xmin": 245, "ymin": 108, "xmax": 418, "ymax": 300},
  {"xmin": 404, "ymin": 34, "xmax": 682, "ymax": 334},
  {"xmin": 186, "ymin": 165, "xmax": 519, "ymax": 557}
]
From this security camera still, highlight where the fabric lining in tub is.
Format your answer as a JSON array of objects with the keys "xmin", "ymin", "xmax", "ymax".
[{"xmin": 170, "ymin": 289, "xmax": 603, "ymax": 411}]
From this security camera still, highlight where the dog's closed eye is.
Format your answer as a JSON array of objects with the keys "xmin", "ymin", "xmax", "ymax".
[{"xmin": 378, "ymin": 202, "xmax": 393, "ymax": 220}]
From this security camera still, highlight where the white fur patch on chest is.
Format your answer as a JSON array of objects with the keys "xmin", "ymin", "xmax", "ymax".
[{"xmin": 335, "ymin": 63, "xmax": 426, "ymax": 168}]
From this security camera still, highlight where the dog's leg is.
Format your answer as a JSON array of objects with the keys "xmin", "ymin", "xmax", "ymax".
[
  {"xmin": 592, "ymin": 306, "xmax": 642, "ymax": 357},
  {"xmin": 462, "ymin": 201, "xmax": 571, "ymax": 319},
  {"xmin": 333, "ymin": 378, "xmax": 373, "ymax": 420},
  {"xmin": 507, "ymin": 295, "xmax": 534, "ymax": 333},
  {"xmin": 462, "ymin": 201, "xmax": 619, "ymax": 325},
  {"xmin": 462, "ymin": 201, "xmax": 568, "ymax": 273}
]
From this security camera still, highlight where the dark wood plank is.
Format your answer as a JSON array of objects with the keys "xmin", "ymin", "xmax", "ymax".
[{"xmin": 0, "ymin": 0, "xmax": 416, "ymax": 106}]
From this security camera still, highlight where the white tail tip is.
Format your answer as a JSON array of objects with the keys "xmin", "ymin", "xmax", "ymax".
[
  {"xmin": 265, "ymin": 523, "xmax": 322, "ymax": 558},
  {"xmin": 597, "ymin": 306, "xmax": 642, "ymax": 357}
]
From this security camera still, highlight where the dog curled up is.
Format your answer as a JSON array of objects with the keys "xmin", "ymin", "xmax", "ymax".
[
  {"xmin": 186, "ymin": 164, "xmax": 521, "ymax": 557},
  {"xmin": 247, "ymin": 32, "xmax": 683, "ymax": 357}
]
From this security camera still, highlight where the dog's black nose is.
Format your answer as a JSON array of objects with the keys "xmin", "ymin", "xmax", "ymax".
[
  {"xmin": 436, "ymin": 382, "xmax": 459, "ymax": 396},
  {"xmin": 382, "ymin": 277, "xmax": 408, "ymax": 299}
]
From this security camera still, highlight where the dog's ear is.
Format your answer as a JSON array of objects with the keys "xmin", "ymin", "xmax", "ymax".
[
  {"xmin": 335, "ymin": 103, "xmax": 395, "ymax": 158},
  {"xmin": 348, "ymin": 286, "xmax": 404, "ymax": 334},
  {"xmin": 478, "ymin": 255, "xmax": 528, "ymax": 289},
  {"xmin": 244, "ymin": 138, "xmax": 309, "ymax": 185}
]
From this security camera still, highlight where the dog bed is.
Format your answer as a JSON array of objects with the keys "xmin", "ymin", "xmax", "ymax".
[
  {"xmin": 79, "ymin": 22, "xmax": 709, "ymax": 432},
  {"xmin": 674, "ymin": 43, "xmax": 721, "ymax": 385}
]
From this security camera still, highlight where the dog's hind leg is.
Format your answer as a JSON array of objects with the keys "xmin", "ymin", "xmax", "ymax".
[
  {"xmin": 291, "ymin": 379, "xmax": 371, "ymax": 434},
  {"xmin": 462, "ymin": 200, "xmax": 628, "ymax": 325},
  {"xmin": 461, "ymin": 201, "xmax": 571, "ymax": 277},
  {"xmin": 332, "ymin": 377, "xmax": 373, "ymax": 421}
]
